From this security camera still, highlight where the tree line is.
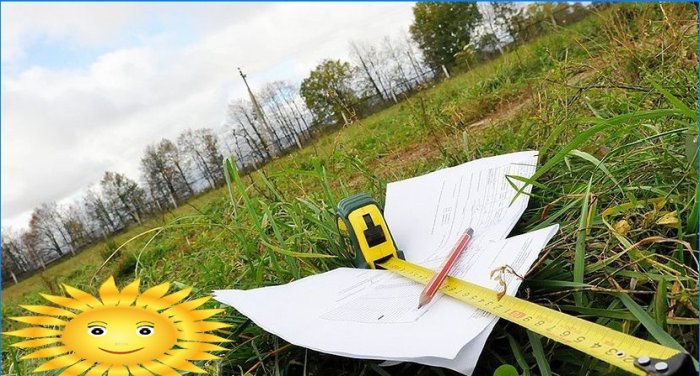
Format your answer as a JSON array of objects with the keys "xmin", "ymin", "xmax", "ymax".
[{"xmin": 2, "ymin": 2, "xmax": 596, "ymax": 284}]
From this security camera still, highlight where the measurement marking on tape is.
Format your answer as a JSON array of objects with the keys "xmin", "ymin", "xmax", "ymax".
[{"xmin": 380, "ymin": 257, "xmax": 680, "ymax": 375}]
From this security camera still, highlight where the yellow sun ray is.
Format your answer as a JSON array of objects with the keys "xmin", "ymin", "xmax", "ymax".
[
  {"xmin": 176, "ymin": 320, "xmax": 231, "ymax": 333},
  {"xmin": 167, "ymin": 348, "xmax": 220, "ymax": 361},
  {"xmin": 98, "ymin": 276, "xmax": 120, "ymax": 306},
  {"xmin": 146, "ymin": 287, "xmax": 192, "ymax": 310},
  {"xmin": 178, "ymin": 332, "xmax": 231, "ymax": 343},
  {"xmin": 107, "ymin": 365, "xmax": 129, "ymax": 376},
  {"xmin": 9, "ymin": 315, "xmax": 67, "ymax": 326},
  {"xmin": 135, "ymin": 282, "xmax": 170, "ymax": 308},
  {"xmin": 40, "ymin": 294, "xmax": 92, "ymax": 311},
  {"xmin": 20, "ymin": 305, "xmax": 75, "ymax": 317},
  {"xmin": 142, "ymin": 360, "xmax": 182, "ymax": 376},
  {"xmin": 176, "ymin": 320, "xmax": 231, "ymax": 341},
  {"xmin": 177, "ymin": 341, "xmax": 228, "ymax": 352},
  {"xmin": 3, "ymin": 327, "xmax": 62, "ymax": 338},
  {"xmin": 34, "ymin": 353, "xmax": 81, "ymax": 372},
  {"xmin": 84, "ymin": 362, "xmax": 110, "ymax": 376},
  {"xmin": 162, "ymin": 296, "xmax": 211, "ymax": 315},
  {"xmin": 10, "ymin": 337, "xmax": 62, "ymax": 348},
  {"xmin": 7, "ymin": 276, "xmax": 228, "ymax": 375},
  {"xmin": 186, "ymin": 308, "xmax": 226, "ymax": 321},
  {"xmin": 116, "ymin": 279, "xmax": 141, "ymax": 306},
  {"xmin": 23, "ymin": 345, "xmax": 71, "ymax": 359},
  {"xmin": 126, "ymin": 364, "xmax": 153, "ymax": 376},
  {"xmin": 58, "ymin": 360, "xmax": 95, "ymax": 376},
  {"xmin": 158, "ymin": 353, "xmax": 206, "ymax": 373},
  {"xmin": 62, "ymin": 285, "xmax": 103, "ymax": 308}
]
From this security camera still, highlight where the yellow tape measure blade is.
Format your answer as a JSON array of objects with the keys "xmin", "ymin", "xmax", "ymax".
[{"xmin": 380, "ymin": 257, "xmax": 685, "ymax": 375}]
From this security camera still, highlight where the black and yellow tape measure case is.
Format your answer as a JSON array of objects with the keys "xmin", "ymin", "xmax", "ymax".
[
  {"xmin": 335, "ymin": 193, "xmax": 696, "ymax": 376},
  {"xmin": 336, "ymin": 193, "xmax": 404, "ymax": 269}
]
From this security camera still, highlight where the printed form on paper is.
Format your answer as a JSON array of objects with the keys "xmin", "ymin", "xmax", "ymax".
[{"xmin": 214, "ymin": 151, "xmax": 559, "ymax": 374}]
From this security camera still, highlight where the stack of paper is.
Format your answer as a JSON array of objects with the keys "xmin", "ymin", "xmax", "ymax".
[{"xmin": 214, "ymin": 151, "xmax": 559, "ymax": 374}]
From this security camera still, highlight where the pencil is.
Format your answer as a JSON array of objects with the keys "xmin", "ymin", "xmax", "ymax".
[{"xmin": 418, "ymin": 227, "xmax": 474, "ymax": 309}]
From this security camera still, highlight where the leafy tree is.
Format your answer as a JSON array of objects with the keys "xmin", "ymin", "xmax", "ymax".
[
  {"xmin": 300, "ymin": 59, "xmax": 358, "ymax": 125},
  {"xmin": 409, "ymin": 3, "xmax": 482, "ymax": 70}
]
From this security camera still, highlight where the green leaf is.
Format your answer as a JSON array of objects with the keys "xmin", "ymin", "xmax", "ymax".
[{"xmin": 493, "ymin": 364, "xmax": 519, "ymax": 376}]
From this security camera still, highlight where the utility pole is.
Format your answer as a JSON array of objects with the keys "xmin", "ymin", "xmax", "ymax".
[{"xmin": 238, "ymin": 67, "xmax": 281, "ymax": 157}]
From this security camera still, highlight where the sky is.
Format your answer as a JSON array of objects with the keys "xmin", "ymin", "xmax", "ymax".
[{"xmin": 1, "ymin": 2, "xmax": 417, "ymax": 230}]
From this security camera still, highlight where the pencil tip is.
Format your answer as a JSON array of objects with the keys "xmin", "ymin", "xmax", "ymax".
[{"xmin": 417, "ymin": 304, "xmax": 423, "ymax": 309}]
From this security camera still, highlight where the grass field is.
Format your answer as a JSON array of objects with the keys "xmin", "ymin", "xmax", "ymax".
[{"xmin": 3, "ymin": 4, "xmax": 698, "ymax": 375}]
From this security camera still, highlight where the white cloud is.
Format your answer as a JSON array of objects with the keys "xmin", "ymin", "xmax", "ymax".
[
  {"xmin": 1, "ymin": 2, "xmax": 416, "ymax": 229},
  {"xmin": 1, "ymin": 3, "xmax": 147, "ymax": 63}
]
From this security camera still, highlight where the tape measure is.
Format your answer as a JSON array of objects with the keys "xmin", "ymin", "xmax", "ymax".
[{"xmin": 335, "ymin": 193, "xmax": 694, "ymax": 376}]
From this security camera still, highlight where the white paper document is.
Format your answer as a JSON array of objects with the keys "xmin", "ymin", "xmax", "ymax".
[{"xmin": 214, "ymin": 151, "xmax": 559, "ymax": 374}]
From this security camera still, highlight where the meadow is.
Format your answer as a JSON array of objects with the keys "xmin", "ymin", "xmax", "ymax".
[{"xmin": 3, "ymin": 4, "xmax": 698, "ymax": 375}]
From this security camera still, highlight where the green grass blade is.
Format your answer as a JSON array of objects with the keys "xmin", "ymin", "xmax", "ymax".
[
  {"xmin": 505, "ymin": 332, "xmax": 532, "ymax": 376},
  {"xmin": 647, "ymin": 76, "xmax": 698, "ymax": 122},
  {"xmin": 568, "ymin": 149, "xmax": 622, "ymax": 193},
  {"xmin": 654, "ymin": 278, "xmax": 669, "ymax": 331},
  {"xmin": 512, "ymin": 109, "xmax": 682, "ymax": 203},
  {"xmin": 526, "ymin": 331, "xmax": 552, "ymax": 376},
  {"xmin": 574, "ymin": 178, "xmax": 592, "ymax": 306},
  {"xmin": 615, "ymin": 293, "xmax": 686, "ymax": 351}
]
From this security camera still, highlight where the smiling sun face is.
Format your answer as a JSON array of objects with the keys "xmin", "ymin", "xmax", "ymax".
[
  {"xmin": 62, "ymin": 306, "xmax": 178, "ymax": 365},
  {"xmin": 5, "ymin": 277, "xmax": 230, "ymax": 375}
]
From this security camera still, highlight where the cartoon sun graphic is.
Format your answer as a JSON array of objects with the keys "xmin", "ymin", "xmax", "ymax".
[{"xmin": 5, "ymin": 277, "xmax": 230, "ymax": 375}]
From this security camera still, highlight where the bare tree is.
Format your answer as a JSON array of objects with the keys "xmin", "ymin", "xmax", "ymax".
[
  {"xmin": 199, "ymin": 129, "xmax": 225, "ymax": 184},
  {"xmin": 259, "ymin": 82, "xmax": 305, "ymax": 150},
  {"xmin": 21, "ymin": 230, "xmax": 47, "ymax": 270},
  {"xmin": 479, "ymin": 3, "xmax": 506, "ymax": 54},
  {"xmin": 401, "ymin": 31, "xmax": 431, "ymax": 85},
  {"xmin": 2, "ymin": 229, "xmax": 32, "ymax": 282},
  {"xmin": 159, "ymin": 139, "xmax": 195, "ymax": 197},
  {"xmin": 178, "ymin": 129, "xmax": 225, "ymax": 189},
  {"xmin": 491, "ymin": 2, "xmax": 519, "ymax": 44},
  {"xmin": 140, "ymin": 140, "xmax": 194, "ymax": 208},
  {"xmin": 350, "ymin": 41, "xmax": 387, "ymax": 100},
  {"xmin": 382, "ymin": 36, "xmax": 415, "ymax": 93},
  {"xmin": 179, "ymin": 129, "xmax": 216, "ymax": 189},
  {"xmin": 60, "ymin": 203, "xmax": 93, "ymax": 249},
  {"xmin": 101, "ymin": 171, "xmax": 147, "ymax": 225},
  {"xmin": 272, "ymin": 81, "xmax": 313, "ymax": 141},
  {"xmin": 228, "ymin": 99, "xmax": 272, "ymax": 163},
  {"xmin": 84, "ymin": 187, "xmax": 119, "ymax": 236},
  {"xmin": 27, "ymin": 202, "xmax": 75, "ymax": 258}
]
